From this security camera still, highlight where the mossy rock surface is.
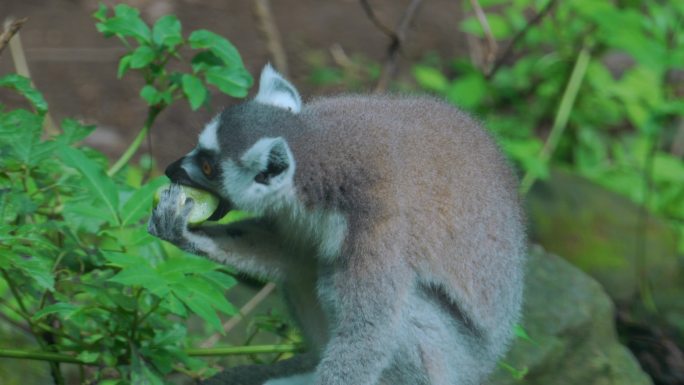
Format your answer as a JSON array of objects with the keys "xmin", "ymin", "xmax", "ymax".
[
  {"xmin": 527, "ymin": 169, "xmax": 680, "ymax": 303},
  {"xmin": 488, "ymin": 245, "xmax": 653, "ymax": 385}
]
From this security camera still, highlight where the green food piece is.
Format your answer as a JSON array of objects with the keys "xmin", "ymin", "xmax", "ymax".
[
  {"xmin": 217, "ymin": 210, "xmax": 254, "ymax": 224},
  {"xmin": 154, "ymin": 184, "xmax": 219, "ymax": 225}
]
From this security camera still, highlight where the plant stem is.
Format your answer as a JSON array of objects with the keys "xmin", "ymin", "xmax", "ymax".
[
  {"xmin": 0, "ymin": 269, "xmax": 66, "ymax": 384},
  {"xmin": 0, "ymin": 344, "xmax": 304, "ymax": 365},
  {"xmin": 519, "ymin": 45, "xmax": 591, "ymax": 195},
  {"xmin": 0, "ymin": 348, "xmax": 85, "ymax": 364},
  {"xmin": 186, "ymin": 344, "xmax": 303, "ymax": 357},
  {"xmin": 107, "ymin": 104, "xmax": 163, "ymax": 177}
]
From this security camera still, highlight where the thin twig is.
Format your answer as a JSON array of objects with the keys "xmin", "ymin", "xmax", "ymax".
[
  {"xmin": 107, "ymin": 104, "xmax": 162, "ymax": 177},
  {"xmin": 486, "ymin": 0, "xmax": 558, "ymax": 79},
  {"xmin": 359, "ymin": 0, "xmax": 395, "ymax": 38},
  {"xmin": 373, "ymin": 0, "xmax": 424, "ymax": 93},
  {"xmin": 5, "ymin": 20, "xmax": 60, "ymax": 136},
  {"xmin": 468, "ymin": 0, "xmax": 498, "ymax": 72},
  {"xmin": 636, "ymin": 132, "xmax": 660, "ymax": 312},
  {"xmin": 519, "ymin": 46, "xmax": 591, "ymax": 195},
  {"xmin": 187, "ymin": 343, "xmax": 302, "ymax": 357},
  {"xmin": 0, "ymin": 17, "xmax": 28, "ymax": 56},
  {"xmin": 200, "ymin": 282, "xmax": 277, "ymax": 348},
  {"xmin": 253, "ymin": 0, "xmax": 289, "ymax": 76}
]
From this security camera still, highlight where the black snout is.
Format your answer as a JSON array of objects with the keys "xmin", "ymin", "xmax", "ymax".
[
  {"xmin": 165, "ymin": 157, "xmax": 203, "ymax": 189},
  {"xmin": 165, "ymin": 156, "xmax": 234, "ymax": 220}
]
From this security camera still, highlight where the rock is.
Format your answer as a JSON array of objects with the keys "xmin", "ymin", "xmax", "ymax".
[
  {"xmin": 488, "ymin": 245, "xmax": 653, "ymax": 385},
  {"xmin": 526, "ymin": 169, "xmax": 680, "ymax": 303}
]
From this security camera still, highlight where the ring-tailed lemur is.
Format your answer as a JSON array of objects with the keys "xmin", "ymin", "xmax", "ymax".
[{"xmin": 149, "ymin": 64, "xmax": 526, "ymax": 385}]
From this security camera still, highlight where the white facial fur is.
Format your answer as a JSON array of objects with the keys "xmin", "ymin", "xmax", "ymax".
[
  {"xmin": 198, "ymin": 117, "xmax": 220, "ymax": 151},
  {"xmin": 254, "ymin": 64, "xmax": 302, "ymax": 113},
  {"xmin": 221, "ymin": 137, "xmax": 297, "ymax": 215}
]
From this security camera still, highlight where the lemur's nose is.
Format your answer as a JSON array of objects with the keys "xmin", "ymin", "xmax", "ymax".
[{"xmin": 164, "ymin": 157, "xmax": 186, "ymax": 182}]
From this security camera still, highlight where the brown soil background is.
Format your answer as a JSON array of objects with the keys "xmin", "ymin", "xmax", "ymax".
[{"xmin": 1, "ymin": 0, "xmax": 469, "ymax": 169}]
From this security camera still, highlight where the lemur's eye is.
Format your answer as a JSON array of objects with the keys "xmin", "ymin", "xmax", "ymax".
[{"xmin": 201, "ymin": 160, "xmax": 212, "ymax": 176}]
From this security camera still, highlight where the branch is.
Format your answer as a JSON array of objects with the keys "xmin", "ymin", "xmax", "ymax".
[
  {"xmin": 486, "ymin": 0, "xmax": 558, "ymax": 79},
  {"xmin": 359, "ymin": 0, "xmax": 395, "ymax": 38},
  {"xmin": 252, "ymin": 0, "xmax": 289, "ymax": 76},
  {"xmin": 0, "ymin": 344, "xmax": 304, "ymax": 365},
  {"xmin": 0, "ymin": 348, "xmax": 85, "ymax": 364},
  {"xmin": 200, "ymin": 282, "xmax": 277, "ymax": 348},
  {"xmin": 3, "ymin": 18, "xmax": 60, "ymax": 137},
  {"xmin": 367, "ymin": 0, "xmax": 424, "ymax": 93},
  {"xmin": 468, "ymin": 0, "xmax": 498, "ymax": 72},
  {"xmin": 0, "ymin": 17, "xmax": 27, "ymax": 56}
]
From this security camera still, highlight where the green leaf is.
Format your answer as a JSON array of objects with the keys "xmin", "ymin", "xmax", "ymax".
[
  {"xmin": 460, "ymin": 14, "xmax": 511, "ymax": 39},
  {"xmin": 129, "ymin": 46, "xmax": 156, "ymax": 69},
  {"xmin": 32, "ymin": 302, "xmax": 79, "ymax": 321},
  {"xmin": 181, "ymin": 74, "xmax": 208, "ymax": 110},
  {"xmin": 161, "ymin": 293, "xmax": 187, "ymax": 317},
  {"xmin": 58, "ymin": 146, "xmax": 120, "ymax": 226},
  {"xmin": 653, "ymin": 153, "xmax": 684, "ymax": 183},
  {"xmin": 513, "ymin": 324, "xmax": 534, "ymax": 343},
  {"xmin": 99, "ymin": 4, "xmax": 151, "ymax": 44},
  {"xmin": 131, "ymin": 352, "xmax": 165, "ymax": 385},
  {"xmin": 191, "ymin": 51, "xmax": 224, "ymax": 73},
  {"xmin": 118, "ymin": 54, "xmax": 132, "ymax": 78},
  {"xmin": 103, "ymin": 251, "xmax": 150, "ymax": 268},
  {"xmin": 140, "ymin": 85, "xmax": 162, "ymax": 105},
  {"xmin": 13, "ymin": 255, "xmax": 54, "ymax": 291},
  {"xmin": 58, "ymin": 118, "xmax": 95, "ymax": 145},
  {"xmin": 204, "ymin": 67, "xmax": 253, "ymax": 98},
  {"xmin": 92, "ymin": 3, "xmax": 108, "ymax": 22},
  {"xmin": 109, "ymin": 265, "xmax": 168, "ymax": 295},
  {"xmin": 153, "ymin": 15, "xmax": 183, "ymax": 49},
  {"xmin": 188, "ymin": 30, "xmax": 243, "ymax": 67},
  {"xmin": 0, "ymin": 74, "xmax": 48, "ymax": 114},
  {"xmin": 172, "ymin": 286, "xmax": 222, "ymax": 332},
  {"xmin": 445, "ymin": 73, "xmax": 488, "ymax": 109},
  {"xmin": 157, "ymin": 255, "xmax": 218, "ymax": 279},
  {"xmin": 201, "ymin": 271, "xmax": 237, "ymax": 291},
  {"xmin": 76, "ymin": 351, "xmax": 100, "ymax": 364},
  {"xmin": 413, "ymin": 65, "xmax": 449, "ymax": 93},
  {"xmin": 0, "ymin": 108, "xmax": 43, "ymax": 138},
  {"xmin": 121, "ymin": 176, "xmax": 168, "ymax": 226},
  {"xmin": 181, "ymin": 276, "xmax": 237, "ymax": 316}
]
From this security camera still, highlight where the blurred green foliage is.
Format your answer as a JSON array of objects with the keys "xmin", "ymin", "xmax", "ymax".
[{"xmin": 413, "ymin": 0, "xmax": 684, "ymax": 252}]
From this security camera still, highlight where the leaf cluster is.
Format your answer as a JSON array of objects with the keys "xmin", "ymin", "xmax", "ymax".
[
  {"xmin": 94, "ymin": 3, "xmax": 253, "ymax": 110},
  {"xmin": 413, "ymin": 0, "xmax": 684, "ymax": 252},
  {"xmin": 0, "ymin": 75, "xmax": 237, "ymax": 384}
]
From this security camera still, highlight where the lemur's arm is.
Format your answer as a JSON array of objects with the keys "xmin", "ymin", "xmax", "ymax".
[
  {"xmin": 314, "ymin": 220, "xmax": 412, "ymax": 385},
  {"xmin": 148, "ymin": 185, "xmax": 287, "ymax": 281}
]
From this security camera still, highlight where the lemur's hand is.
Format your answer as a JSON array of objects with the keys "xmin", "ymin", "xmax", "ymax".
[{"xmin": 148, "ymin": 184, "xmax": 194, "ymax": 246}]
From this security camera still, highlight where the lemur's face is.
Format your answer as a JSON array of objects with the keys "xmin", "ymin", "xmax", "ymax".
[
  {"xmin": 164, "ymin": 110, "xmax": 297, "ymax": 218},
  {"xmin": 165, "ymin": 64, "xmax": 303, "ymax": 218}
]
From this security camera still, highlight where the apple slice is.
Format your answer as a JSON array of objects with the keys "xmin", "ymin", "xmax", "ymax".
[{"xmin": 154, "ymin": 184, "xmax": 219, "ymax": 225}]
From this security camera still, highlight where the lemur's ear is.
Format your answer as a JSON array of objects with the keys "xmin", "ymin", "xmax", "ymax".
[
  {"xmin": 254, "ymin": 64, "xmax": 302, "ymax": 113},
  {"xmin": 242, "ymin": 137, "xmax": 295, "ymax": 186}
]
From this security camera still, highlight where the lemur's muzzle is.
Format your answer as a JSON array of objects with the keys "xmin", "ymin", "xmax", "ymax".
[
  {"xmin": 164, "ymin": 157, "xmax": 233, "ymax": 221},
  {"xmin": 165, "ymin": 157, "xmax": 204, "ymax": 189}
]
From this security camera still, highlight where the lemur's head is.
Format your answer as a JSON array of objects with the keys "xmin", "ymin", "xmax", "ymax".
[{"xmin": 165, "ymin": 65, "xmax": 303, "ymax": 218}]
